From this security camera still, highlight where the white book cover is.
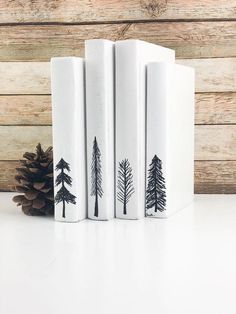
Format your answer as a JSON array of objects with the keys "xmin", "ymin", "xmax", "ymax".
[
  {"xmin": 115, "ymin": 40, "xmax": 175, "ymax": 219},
  {"xmin": 146, "ymin": 62, "xmax": 195, "ymax": 218},
  {"xmin": 51, "ymin": 57, "xmax": 87, "ymax": 222},
  {"xmin": 85, "ymin": 39, "xmax": 115, "ymax": 220}
]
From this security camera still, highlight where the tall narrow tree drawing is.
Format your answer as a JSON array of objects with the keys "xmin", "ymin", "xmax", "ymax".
[
  {"xmin": 146, "ymin": 155, "xmax": 166, "ymax": 213},
  {"xmin": 117, "ymin": 159, "xmax": 134, "ymax": 215},
  {"xmin": 55, "ymin": 158, "xmax": 76, "ymax": 218},
  {"xmin": 91, "ymin": 137, "xmax": 103, "ymax": 217}
]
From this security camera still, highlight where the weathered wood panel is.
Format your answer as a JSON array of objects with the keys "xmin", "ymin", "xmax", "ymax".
[
  {"xmin": 1, "ymin": 160, "xmax": 236, "ymax": 193},
  {"xmin": 0, "ymin": 125, "xmax": 236, "ymax": 160},
  {"xmin": 0, "ymin": 1, "xmax": 235, "ymax": 195},
  {"xmin": 0, "ymin": 161, "xmax": 19, "ymax": 191},
  {"xmin": 195, "ymin": 92, "xmax": 236, "ymax": 125},
  {"xmin": 1, "ymin": 93, "xmax": 236, "ymax": 126},
  {"xmin": 0, "ymin": 126, "xmax": 52, "ymax": 160},
  {"xmin": 180, "ymin": 58, "xmax": 236, "ymax": 93},
  {"xmin": 195, "ymin": 125, "xmax": 236, "ymax": 160},
  {"xmin": 0, "ymin": 62, "xmax": 50, "ymax": 94},
  {"xmin": 0, "ymin": 22, "xmax": 235, "ymax": 61},
  {"xmin": 0, "ymin": 0, "xmax": 235, "ymax": 23},
  {"xmin": 0, "ymin": 95, "xmax": 51, "ymax": 125},
  {"xmin": 0, "ymin": 59, "xmax": 235, "ymax": 94},
  {"xmin": 195, "ymin": 161, "xmax": 236, "ymax": 194}
]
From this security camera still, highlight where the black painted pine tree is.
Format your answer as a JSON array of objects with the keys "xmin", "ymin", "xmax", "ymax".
[
  {"xmin": 146, "ymin": 155, "xmax": 166, "ymax": 213},
  {"xmin": 117, "ymin": 159, "xmax": 134, "ymax": 215},
  {"xmin": 91, "ymin": 137, "xmax": 103, "ymax": 217},
  {"xmin": 55, "ymin": 158, "xmax": 76, "ymax": 218}
]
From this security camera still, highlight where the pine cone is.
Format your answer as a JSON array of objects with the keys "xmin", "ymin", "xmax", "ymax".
[{"xmin": 13, "ymin": 143, "xmax": 54, "ymax": 216}]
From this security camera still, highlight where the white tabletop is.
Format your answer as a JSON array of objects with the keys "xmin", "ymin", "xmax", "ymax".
[{"xmin": 0, "ymin": 193, "xmax": 235, "ymax": 314}]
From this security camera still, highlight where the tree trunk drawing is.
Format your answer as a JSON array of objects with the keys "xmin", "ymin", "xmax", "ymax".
[
  {"xmin": 62, "ymin": 201, "xmax": 65, "ymax": 218},
  {"xmin": 146, "ymin": 155, "xmax": 166, "ymax": 214},
  {"xmin": 94, "ymin": 193, "xmax": 98, "ymax": 217},
  {"xmin": 117, "ymin": 159, "xmax": 134, "ymax": 215},
  {"xmin": 91, "ymin": 137, "xmax": 103, "ymax": 217},
  {"xmin": 61, "ymin": 167, "xmax": 66, "ymax": 218},
  {"xmin": 123, "ymin": 203, "xmax": 127, "ymax": 215},
  {"xmin": 55, "ymin": 158, "xmax": 76, "ymax": 218}
]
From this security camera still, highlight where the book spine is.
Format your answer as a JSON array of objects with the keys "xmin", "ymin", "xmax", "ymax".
[
  {"xmin": 115, "ymin": 42, "xmax": 143, "ymax": 219},
  {"xmin": 85, "ymin": 40, "xmax": 115, "ymax": 220},
  {"xmin": 51, "ymin": 57, "xmax": 87, "ymax": 222},
  {"xmin": 146, "ymin": 63, "xmax": 168, "ymax": 218},
  {"xmin": 146, "ymin": 62, "xmax": 195, "ymax": 217}
]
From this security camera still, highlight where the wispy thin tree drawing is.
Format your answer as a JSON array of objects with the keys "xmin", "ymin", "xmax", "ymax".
[
  {"xmin": 117, "ymin": 159, "xmax": 134, "ymax": 215},
  {"xmin": 146, "ymin": 155, "xmax": 166, "ymax": 213},
  {"xmin": 91, "ymin": 137, "xmax": 103, "ymax": 217},
  {"xmin": 55, "ymin": 158, "xmax": 76, "ymax": 218}
]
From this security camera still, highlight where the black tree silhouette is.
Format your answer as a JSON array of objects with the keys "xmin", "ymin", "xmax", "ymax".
[
  {"xmin": 91, "ymin": 137, "xmax": 103, "ymax": 217},
  {"xmin": 146, "ymin": 155, "xmax": 166, "ymax": 213},
  {"xmin": 117, "ymin": 159, "xmax": 134, "ymax": 215},
  {"xmin": 55, "ymin": 158, "xmax": 76, "ymax": 218}
]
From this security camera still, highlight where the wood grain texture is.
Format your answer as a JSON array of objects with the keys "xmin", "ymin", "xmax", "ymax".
[
  {"xmin": 0, "ymin": 62, "xmax": 50, "ymax": 94},
  {"xmin": 195, "ymin": 92, "xmax": 236, "ymax": 125},
  {"xmin": 1, "ymin": 160, "xmax": 236, "ymax": 193},
  {"xmin": 195, "ymin": 125, "xmax": 236, "ymax": 160},
  {"xmin": 195, "ymin": 161, "xmax": 236, "ymax": 194},
  {"xmin": 0, "ymin": 161, "xmax": 19, "ymax": 191},
  {"xmin": 0, "ymin": 0, "xmax": 235, "ymax": 23},
  {"xmin": 0, "ymin": 125, "xmax": 235, "ymax": 161},
  {"xmin": 180, "ymin": 58, "xmax": 236, "ymax": 93},
  {"xmin": 0, "ymin": 59, "xmax": 235, "ymax": 94},
  {"xmin": 0, "ymin": 95, "xmax": 51, "ymax": 125},
  {"xmin": 1, "ymin": 93, "xmax": 236, "ymax": 126},
  {"xmin": 0, "ymin": 22, "xmax": 235, "ymax": 61},
  {"xmin": 0, "ymin": 126, "xmax": 52, "ymax": 160}
]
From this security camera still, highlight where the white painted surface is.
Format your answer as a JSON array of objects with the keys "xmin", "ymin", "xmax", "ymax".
[{"xmin": 1, "ymin": 192, "xmax": 236, "ymax": 314}]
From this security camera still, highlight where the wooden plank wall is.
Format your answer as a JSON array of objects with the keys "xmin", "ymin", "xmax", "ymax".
[{"xmin": 0, "ymin": 0, "xmax": 236, "ymax": 193}]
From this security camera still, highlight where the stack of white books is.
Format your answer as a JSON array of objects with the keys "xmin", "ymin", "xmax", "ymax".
[{"xmin": 51, "ymin": 39, "xmax": 195, "ymax": 222}]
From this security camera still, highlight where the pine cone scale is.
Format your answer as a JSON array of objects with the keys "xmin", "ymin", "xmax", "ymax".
[
  {"xmin": 32, "ymin": 198, "xmax": 46, "ymax": 209},
  {"xmin": 33, "ymin": 182, "xmax": 46, "ymax": 190},
  {"xmin": 16, "ymin": 186, "xmax": 29, "ymax": 193},
  {"xmin": 25, "ymin": 190, "xmax": 39, "ymax": 200}
]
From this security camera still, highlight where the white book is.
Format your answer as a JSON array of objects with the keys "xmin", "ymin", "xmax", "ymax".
[
  {"xmin": 115, "ymin": 40, "xmax": 175, "ymax": 219},
  {"xmin": 85, "ymin": 39, "xmax": 115, "ymax": 220},
  {"xmin": 146, "ymin": 62, "xmax": 195, "ymax": 218},
  {"xmin": 51, "ymin": 57, "xmax": 87, "ymax": 222}
]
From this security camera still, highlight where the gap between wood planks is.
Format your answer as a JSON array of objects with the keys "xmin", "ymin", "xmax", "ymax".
[{"xmin": 0, "ymin": 18, "xmax": 236, "ymax": 26}]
